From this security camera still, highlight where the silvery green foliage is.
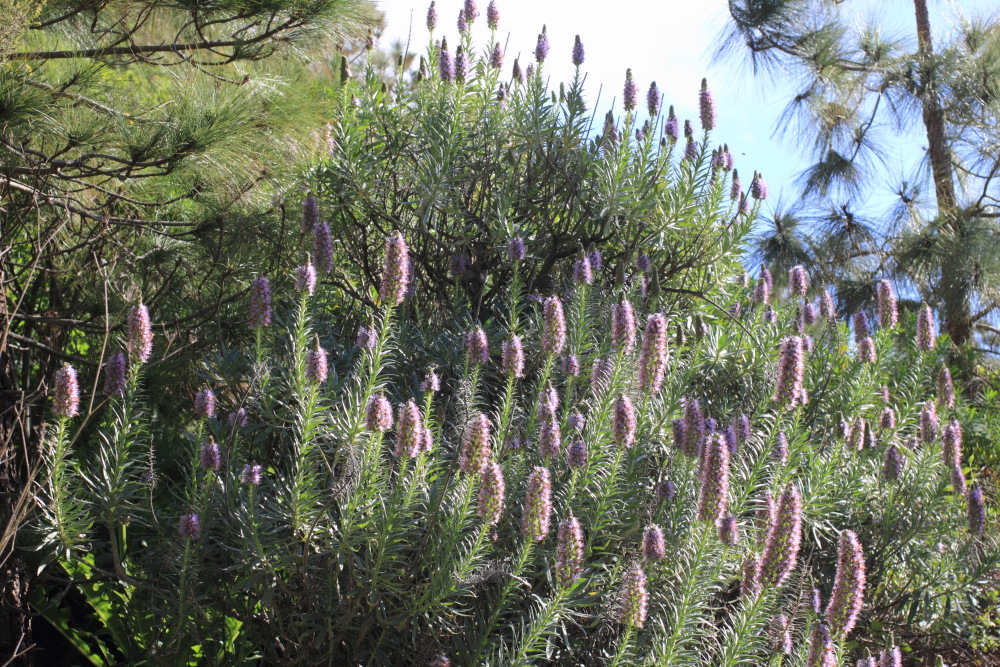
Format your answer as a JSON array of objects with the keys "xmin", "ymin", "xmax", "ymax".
[{"xmin": 35, "ymin": 30, "xmax": 997, "ymax": 667}]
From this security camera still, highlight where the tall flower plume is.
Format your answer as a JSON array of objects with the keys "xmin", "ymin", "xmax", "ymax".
[
  {"xmin": 942, "ymin": 418, "xmax": 962, "ymax": 469},
  {"xmin": 717, "ymin": 513, "xmax": 739, "ymax": 546},
  {"xmin": 541, "ymin": 296, "xmax": 567, "ymax": 355},
  {"xmin": 773, "ymin": 336, "xmax": 806, "ymax": 408},
  {"xmin": 882, "ymin": 445, "xmax": 905, "ymax": 482},
  {"xmin": 194, "ymin": 388, "xmax": 216, "ymax": 419},
  {"xmin": 534, "ymin": 25, "xmax": 549, "ymax": 64},
  {"xmin": 917, "ymin": 304, "xmax": 936, "ymax": 351},
  {"xmin": 879, "ymin": 406, "xmax": 896, "ymax": 431},
  {"xmin": 819, "ymin": 288, "xmax": 836, "ymax": 320},
  {"xmin": 567, "ymin": 439, "xmax": 587, "ymax": 469},
  {"xmin": 366, "ymin": 393, "xmax": 393, "ymax": 432},
  {"xmin": 682, "ymin": 397, "xmax": 706, "ymax": 456},
  {"xmin": 825, "ymin": 530, "xmax": 866, "ymax": 637},
  {"xmin": 420, "ymin": 369, "xmax": 440, "ymax": 393},
  {"xmin": 696, "ymin": 433, "xmax": 730, "ymax": 523},
  {"xmin": 853, "ymin": 311, "xmax": 871, "ymax": 343},
  {"xmin": 805, "ymin": 624, "xmax": 836, "ymax": 667},
  {"xmin": 967, "ymin": 485, "xmax": 986, "ymax": 535},
  {"xmin": 538, "ymin": 415, "xmax": 561, "ymax": 459},
  {"xmin": 638, "ymin": 313, "xmax": 668, "ymax": 394},
  {"xmin": 619, "ymin": 563, "xmax": 648, "ymax": 628},
  {"xmin": 877, "ymin": 279, "xmax": 898, "ymax": 329},
  {"xmin": 590, "ymin": 358, "xmax": 612, "ymax": 393},
  {"xmin": 127, "ymin": 302, "xmax": 154, "ymax": 363},
  {"xmin": 858, "ymin": 336, "xmax": 877, "ymax": 364},
  {"xmin": 312, "ymin": 221, "xmax": 335, "ymax": 274},
  {"xmin": 179, "ymin": 513, "xmax": 201, "ymax": 540},
  {"xmin": 465, "ymin": 326, "xmax": 489, "ymax": 365},
  {"xmin": 53, "ymin": 364, "xmax": 80, "ymax": 418},
  {"xmin": 879, "ymin": 647, "xmax": 902, "ymax": 667},
  {"xmin": 200, "ymin": 438, "xmax": 221, "ymax": 471},
  {"xmin": 241, "ymin": 463, "xmax": 263, "ymax": 485},
  {"xmin": 613, "ymin": 394, "xmax": 637, "ymax": 447},
  {"xmin": 770, "ymin": 614, "xmax": 792, "ymax": 655},
  {"xmin": 486, "ymin": 0, "xmax": 499, "ymax": 29},
  {"xmin": 249, "ymin": 277, "xmax": 272, "ymax": 328},
  {"xmin": 426, "ymin": 1, "xmax": 437, "ymax": 30},
  {"xmin": 612, "ymin": 299, "xmax": 637, "ymax": 353},
  {"xmin": 489, "ymin": 42, "xmax": 503, "ymax": 69},
  {"xmin": 460, "ymin": 412, "xmax": 492, "ymax": 474},
  {"xmin": 438, "ymin": 38, "xmax": 453, "ymax": 82},
  {"xmin": 789, "ymin": 265, "xmax": 808, "ymax": 297},
  {"xmin": 295, "ymin": 256, "xmax": 317, "ymax": 296},
  {"xmin": 537, "ymin": 384, "xmax": 558, "ymax": 421},
  {"xmin": 773, "ymin": 431, "xmax": 789, "ymax": 464},
  {"xmin": 698, "ymin": 78, "xmax": 716, "ymax": 130},
  {"xmin": 104, "ymin": 352, "xmax": 127, "ymax": 396},
  {"xmin": 556, "ymin": 515, "xmax": 585, "ymax": 588},
  {"xmin": 572, "ymin": 35, "xmax": 584, "ymax": 66},
  {"xmin": 938, "ymin": 366, "xmax": 955, "ymax": 410},
  {"xmin": 454, "ymin": 45, "xmax": 468, "ymax": 82},
  {"xmin": 302, "ymin": 194, "xmax": 319, "ymax": 232},
  {"xmin": 760, "ymin": 483, "xmax": 802, "ymax": 587},
  {"xmin": 379, "ymin": 232, "xmax": 410, "ymax": 306},
  {"xmin": 642, "ymin": 525, "xmax": 666, "ymax": 561},
  {"xmin": 750, "ymin": 172, "xmax": 768, "ymax": 200},
  {"xmin": 394, "ymin": 400, "xmax": 424, "ymax": 458},
  {"xmin": 623, "ymin": 69, "xmax": 638, "ymax": 112},
  {"xmin": 741, "ymin": 555, "xmax": 761, "ymax": 597},
  {"xmin": 305, "ymin": 338, "xmax": 329, "ymax": 384},
  {"xmin": 573, "ymin": 255, "xmax": 592, "ymax": 285},
  {"xmin": 522, "ymin": 466, "xmax": 552, "ymax": 540},
  {"xmin": 754, "ymin": 265, "xmax": 772, "ymax": 304},
  {"xmin": 664, "ymin": 105, "xmax": 679, "ymax": 141},
  {"xmin": 502, "ymin": 335, "xmax": 524, "ymax": 378},
  {"xmin": 508, "ymin": 235, "xmax": 525, "ymax": 260},
  {"xmin": 478, "ymin": 462, "xmax": 505, "ymax": 526},
  {"xmin": 921, "ymin": 401, "xmax": 940, "ymax": 444},
  {"xmin": 562, "ymin": 354, "xmax": 580, "ymax": 377}
]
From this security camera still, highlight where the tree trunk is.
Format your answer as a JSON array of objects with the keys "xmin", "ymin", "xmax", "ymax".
[
  {"xmin": 913, "ymin": 0, "xmax": 971, "ymax": 345},
  {"xmin": 0, "ymin": 263, "xmax": 34, "ymax": 665}
]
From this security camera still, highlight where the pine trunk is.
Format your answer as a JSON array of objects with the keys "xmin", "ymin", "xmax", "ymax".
[{"xmin": 913, "ymin": 0, "xmax": 971, "ymax": 345}]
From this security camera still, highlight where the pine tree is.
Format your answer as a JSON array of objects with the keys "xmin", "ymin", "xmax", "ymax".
[{"xmin": 721, "ymin": 1, "xmax": 1000, "ymax": 345}]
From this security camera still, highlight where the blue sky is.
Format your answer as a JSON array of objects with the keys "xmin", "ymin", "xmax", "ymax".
[{"xmin": 375, "ymin": 0, "xmax": 996, "ymax": 222}]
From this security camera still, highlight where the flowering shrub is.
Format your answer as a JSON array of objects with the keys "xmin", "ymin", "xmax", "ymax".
[{"xmin": 31, "ymin": 7, "xmax": 998, "ymax": 666}]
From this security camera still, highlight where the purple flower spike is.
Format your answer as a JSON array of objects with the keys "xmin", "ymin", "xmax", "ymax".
[
  {"xmin": 717, "ymin": 513, "xmax": 739, "ymax": 546},
  {"xmin": 426, "ymin": 1, "xmax": 437, "ymax": 30},
  {"xmin": 127, "ymin": 302, "xmax": 154, "ymax": 363},
  {"xmin": 295, "ymin": 257, "xmax": 317, "ymax": 296},
  {"xmin": 567, "ymin": 439, "xmax": 587, "ymax": 468},
  {"xmin": 773, "ymin": 336, "xmax": 806, "ymax": 408},
  {"xmin": 53, "ymin": 364, "xmax": 80, "ymax": 418},
  {"xmin": 429, "ymin": 655, "xmax": 449, "ymax": 667},
  {"xmin": 636, "ymin": 253, "xmax": 651, "ymax": 273},
  {"xmin": 572, "ymin": 35, "xmax": 584, "ymax": 67},
  {"xmin": 194, "ymin": 388, "xmax": 216, "ymax": 419},
  {"xmin": 489, "ymin": 42, "xmax": 503, "ymax": 70},
  {"xmin": 502, "ymin": 335, "xmax": 524, "ymax": 378},
  {"xmin": 619, "ymin": 564, "xmax": 648, "ymax": 628},
  {"xmin": 730, "ymin": 169, "xmax": 742, "ymax": 201},
  {"xmin": 853, "ymin": 311, "xmax": 871, "ymax": 343},
  {"xmin": 921, "ymin": 401, "xmax": 940, "ymax": 445},
  {"xmin": 750, "ymin": 171, "xmax": 768, "ymax": 200},
  {"xmin": 534, "ymin": 25, "xmax": 549, "ymax": 64},
  {"xmin": 623, "ymin": 69, "xmax": 638, "ymax": 112},
  {"xmin": 365, "ymin": 393, "xmax": 393, "ymax": 432},
  {"xmin": 573, "ymin": 255, "xmax": 592, "ymax": 285},
  {"xmin": 770, "ymin": 615, "xmax": 792, "ymax": 654},
  {"xmin": 683, "ymin": 135, "xmax": 698, "ymax": 162},
  {"xmin": 789, "ymin": 265, "xmax": 808, "ymax": 297},
  {"xmin": 394, "ymin": 400, "xmax": 424, "ymax": 459},
  {"xmin": 646, "ymin": 82, "xmax": 661, "ymax": 117},
  {"xmin": 179, "ymin": 513, "xmax": 201, "ymax": 540},
  {"xmin": 812, "ymin": 588, "xmax": 823, "ymax": 614},
  {"xmin": 454, "ymin": 45, "xmax": 468, "ymax": 82},
  {"xmin": 858, "ymin": 336, "xmax": 877, "ymax": 364},
  {"xmin": 880, "ymin": 647, "xmax": 902, "ymax": 667},
  {"xmin": 305, "ymin": 339, "xmax": 328, "ymax": 384},
  {"xmin": 512, "ymin": 58, "xmax": 524, "ymax": 84},
  {"xmin": 942, "ymin": 418, "xmax": 962, "ymax": 469},
  {"xmin": 819, "ymin": 288, "xmax": 836, "ymax": 320},
  {"xmin": 478, "ymin": 461, "xmax": 505, "ymax": 526},
  {"xmin": 556, "ymin": 515, "xmax": 585, "ymax": 588},
  {"xmin": 825, "ymin": 529, "xmax": 866, "ymax": 637},
  {"xmin": 200, "ymin": 438, "xmax": 221, "ymax": 471},
  {"xmin": 699, "ymin": 78, "xmax": 715, "ymax": 131},
  {"xmin": 241, "ymin": 463, "xmax": 263, "ymax": 485},
  {"xmin": 613, "ymin": 394, "xmax": 637, "ymax": 448},
  {"xmin": 882, "ymin": 444, "xmax": 905, "ymax": 482},
  {"xmin": 696, "ymin": 433, "xmax": 730, "ymax": 523},
  {"xmin": 302, "ymin": 195, "xmax": 319, "ymax": 231},
  {"xmin": 760, "ymin": 483, "xmax": 802, "ymax": 587},
  {"xmin": 664, "ymin": 106, "xmax": 679, "ymax": 141},
  {"xmin": 562, "ymin": 354, "xmax": 580, "ymax": 377},
  {"xmin": 228, "ymin": 408, "xmax": 248, "ymax": 429},
  {"xmin": 612, "ymin": 299, "xmax": 637, "ymax": 354},
  {"xmin": 357, "ymin": 325, "xmax": 377, "ymax": 350},
  {"xmin": 774, "ymin": 431, "xmax": 789, "ymax": 464},
  {"xmin": 460, "ymin": 412, "xmax": 492, "ymax": 474},
  {"xmin": 938, "ymin": 366, "xmax": 955, "ymax": 410},
  {"xmin": 917, "ymin": 304, "xmax": 936, "ymax": 351},
  {"xmin": 877, "ymin": 279, "xmax": 898, "ymax": 329},
  {"xmin": 968, "ymin": 485, "xmax": 986, "ymax": 535},
  {"xmin": 682, "ymin": 397, "xmax": 706, "ymax": 457},
  {"xmin": 642, "ymin": 525, "xmax": 666, "ymax": 560},
  {"xmin": 465, "ymin": 326, "xmax": 489, "ymax": 365},
  {"xmin": 541, "ymin": 296, "xmax": 567, "ymax": 355},
  {"xmin": 802, "ymin": 302, "xmax": 817, "ymax": 326},
  {"xmin": 537, "ymin": 385, "xmax": 558, "ymax": 421},
  {"xmin": 486, "ymin": 0, "xmax": 499, "ymax": 28},
  {"xmin": 522, "ymin": 466, "xmax": 552, "ymax": 540},
  {"xmin": 249, "ymin": 277, "xmax": 272, "ymax": 328},
  {"xmin": 456, "ymin": 9, "xmax": 468, "ymax": 34},
  {"xmin": 588, "ymin": 250, "xmax": 602, "ymax": 271},
  {"xmin": 741, "ymin": 554, "xmax": 761, "ymax": 597},
  {"xmin": 638, "ymin": 313, "xmax": 668, "ymax": 394},
  {"xmin": 538, "ymin": 415, "xmax": 561, "ymax": 459},
  {"xmin": 420, "ymin": 369, "xmax": 440, "ymax": 393},
  {"xmin": 590, "ymin": 357, "xmax": 612, "ymax": 393},
  {"xmin": 380, "ymin": 232, "xmax": 410, "ymax": 306},
  {"xmin": 104, "ymin": 352, "xmax": 128, "ymax": 397},
  {"xmin": 312, "ymin": 221, "xmax": 335, "ymax": 275},
  {"xmin": 438, "ymin": 38, "xmax": 453, "ymax": 82},
  {"xmin": 508, "ymin": 236, "xmax": 526, "ymax": 260},
  {"xmin": 805, "ymin": 624, "xmax": 837, "ymax": 667},
  {"xmin": 655, "ymin": 480, "xmax": 677, "ymax": 503}
]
